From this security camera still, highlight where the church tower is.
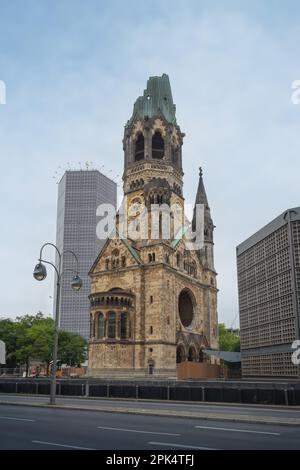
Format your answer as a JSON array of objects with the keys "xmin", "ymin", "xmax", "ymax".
[{"xmin": 88, "ymin": 75, "xmax": 218, "ymax": 378}]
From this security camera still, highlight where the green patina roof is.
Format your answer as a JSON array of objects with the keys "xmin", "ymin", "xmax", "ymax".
[
  {"xmin": 116, "ymin": 228, "xmax": 143, "ymax": 265},
  {"xmin": 131, "ymin": 74, "xmax": 177, "ymax": 125},
  {"xmin": 171, "ymin": 225, "xmax": 190, "ymax": 249}
]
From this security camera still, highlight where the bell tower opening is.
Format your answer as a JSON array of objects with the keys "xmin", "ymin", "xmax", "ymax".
[
  {"xmin": 152, "ymin": 131, "xmax": 164, "ymax": 159},
  {"xmin": 135, "ymin": 133, "xmax": 145, "ymax": 161}
]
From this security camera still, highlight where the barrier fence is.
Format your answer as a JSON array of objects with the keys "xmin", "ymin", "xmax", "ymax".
[{"xmin": 0, "ymin": 380, "xmax": 299, "ymax": 405}]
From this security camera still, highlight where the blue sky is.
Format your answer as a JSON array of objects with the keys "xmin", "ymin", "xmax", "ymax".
[{"xmin": 0, "ymin": 0, "xmax": 300, "ymax": 327}]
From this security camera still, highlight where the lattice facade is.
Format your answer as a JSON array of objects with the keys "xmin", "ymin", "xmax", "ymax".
[{"xmin": 237, "ymin": 209, "xmax": 300, "ymax": 377}]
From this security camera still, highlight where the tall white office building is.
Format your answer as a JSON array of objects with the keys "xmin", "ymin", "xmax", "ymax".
[{"xmin": 55, "ymin": 170, "xmax": 117, "ymax": 339}]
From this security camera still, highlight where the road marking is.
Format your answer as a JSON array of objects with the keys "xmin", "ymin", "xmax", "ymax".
[
  {"xmin": 0, "ymin": 416, "xmax": 35, "ymax": 422},
  {"xmin": 195, "ymin": 425, "xmax": 280, "ymax": 436},
  {"xmin": 148, "ymin": 441, "xmax": 218, "ymax": 450},
  {"xmin": 97, "ymin": 426, "xmax": 180, "ymax": 436},
  {"xmin": 32, "ymin": 440, "xmax": 95, "ymax": 450}
]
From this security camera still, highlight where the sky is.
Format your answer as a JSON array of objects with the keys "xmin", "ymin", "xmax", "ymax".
[{"xmin": 0, "ymin": 0, "xmax": 300, "ymax": 327}]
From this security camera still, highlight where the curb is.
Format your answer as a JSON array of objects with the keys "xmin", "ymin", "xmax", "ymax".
[
  {"xmin": 1, "ymin": 400, "xmax": 300, "ymax": 427},
  {"xmin": 2, "ymin": 393, "xmax": 300, "ymax": 410}
]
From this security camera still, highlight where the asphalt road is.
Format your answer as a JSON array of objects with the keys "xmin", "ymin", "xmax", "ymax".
[
  {"xmin": 0, "ymin": 403, "xmax": 300, "ymax": 450},
  {"xmin": 1, "ymin": 393, "xmax": 300, "ymax": 419}
]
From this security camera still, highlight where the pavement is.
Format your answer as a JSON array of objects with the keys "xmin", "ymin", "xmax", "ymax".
[
  {"xmin": 1, "ymin": 402, "xmax": 300, "ymax": 450},
  {"xmin": 1, "ymin": 393, "xmax": 300, "ymax": 427}
]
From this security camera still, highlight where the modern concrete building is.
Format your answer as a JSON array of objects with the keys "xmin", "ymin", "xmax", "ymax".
[
  {"xmin": 55, "ymin": 170, "xmax": 117, "ymax": 339},
  {"xmin": 237, "ymin": 208, "xmax": 300, "ymax": 378}
]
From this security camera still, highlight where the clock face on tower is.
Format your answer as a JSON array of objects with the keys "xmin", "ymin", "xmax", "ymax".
[{"xmin": 128, "ymin": 196, "xmax": 144, "ymax": 218}]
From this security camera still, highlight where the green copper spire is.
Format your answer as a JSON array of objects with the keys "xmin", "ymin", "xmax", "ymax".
[{"xmin": 131, "ymin": 74, "xmax": 177, "ymax": 124}]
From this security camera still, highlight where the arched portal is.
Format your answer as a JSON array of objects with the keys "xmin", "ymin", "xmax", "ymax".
[
  {"xmin": 188, "ymin": 346, "xmax": 197, "ymax": 362},
  {"xmin": 148, "ymin": 360, "xmax": 155, "ymax": 375},
  {"xmin": 176, "ymin": 345, "xmax": 186, "ymax": 364},
  {"xmin": 199, "ymin": 348, "xmax": 205, "ymax": 363}
]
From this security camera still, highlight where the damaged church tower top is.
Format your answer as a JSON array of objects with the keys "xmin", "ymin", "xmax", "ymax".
[{"xmin": 130, "ymin": 73, "xmax": 177, "ymax": 125}]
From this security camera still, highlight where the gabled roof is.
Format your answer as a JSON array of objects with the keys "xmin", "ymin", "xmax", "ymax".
[
  {"xmin": 89, "ymin": 230, "xmax": 143, "ymax": 276},
  {"xmin": 120, "ymin": 234, "xmax": 143, "ymax": 265}
]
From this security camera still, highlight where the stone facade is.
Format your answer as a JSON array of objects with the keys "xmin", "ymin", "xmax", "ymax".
[{"xmin": 88, "ymin": 74, "xmax": 218, "ymax": 378}]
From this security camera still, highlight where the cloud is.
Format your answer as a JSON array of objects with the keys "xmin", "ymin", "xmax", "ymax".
[{"xmin": 0, "ymin": 2, "xmax": 300, "ymax": 326}]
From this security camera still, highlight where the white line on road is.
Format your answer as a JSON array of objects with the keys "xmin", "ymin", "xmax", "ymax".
[
  {"xmin": 0, "ymin": 416, "xmax": 35, "ymax": 422},
  {"xmin": 32, "ymin": 440, "xmax": 95, "ymax": 450},
  {"xmin": 97, "ymin": 426, "xmax": 180, "ymax": 436},
  {"xmin": 195, "ymin": 425, "xmax": 280, "ymax": 436},
  {"xmin": 148, "ymin": 441, "xmax": 219, "ymax": 450}
]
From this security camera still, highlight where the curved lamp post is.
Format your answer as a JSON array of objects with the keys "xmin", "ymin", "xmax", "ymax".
[{"xmin": 33, "ymin": 243, "xmax": 82, "ymax": 405}]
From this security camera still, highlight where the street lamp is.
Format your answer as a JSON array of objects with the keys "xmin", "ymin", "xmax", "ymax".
[
  {"xmin": 33, "ymin": 263, "xmax": 47, "ymax": 281},
  {"xmin": 71, "ymin": 275, "xmax": 83, "ymax": 292},
  {"xmin": 33, "ymin": 243, "xmax": 82, "ymax": 405}
]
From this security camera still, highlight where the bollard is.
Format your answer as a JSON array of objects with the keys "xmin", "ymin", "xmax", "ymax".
[{"xmin": 284, "ymin": 389, "xmax": 289, "ymax": 406}]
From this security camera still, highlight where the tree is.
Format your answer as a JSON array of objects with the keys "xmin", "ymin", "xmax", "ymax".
[
  {"xmin": 27, "ymin": 317, "xmax": 54, "ymax": 375},
  {"xmin": 0, "ymin": 314, "xmax": 87, "ymax": 375},
  {"xmin": 218, "ymin": 324, "xmax": 240, "ymax": 352},
  {"xmin": 58, "ymin": 330, "xmax": 87, "ymax": 367},
  {"xmin": 14, "ymin": 313, "xmax": 45, "ymax": 375}
]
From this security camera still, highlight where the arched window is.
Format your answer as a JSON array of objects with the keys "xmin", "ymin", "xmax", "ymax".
[
  {"xmin": 148, "ymin": 253, "xmax": 155, "ymax": 263},
  {"xmin": 97, "ymin": 313, "xmax": 105, "ymax": 339},
  {"xmin": 120, "ymin": 313, "xmax": 127, "ymax": 339},
  {"xmin": 107, "ymin": 312, "xmax": 116, "ymax": 339},
  {"xmin": 90, "ymin": 314, "xmax": 94, "ymax": 339},
  {"xmin": 135, "ymin": 133, "xmax": 145, "ymax": 161},
  {"xmin": 152, "ymin": 131, "xmax": 164, "ymax": 159}
]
